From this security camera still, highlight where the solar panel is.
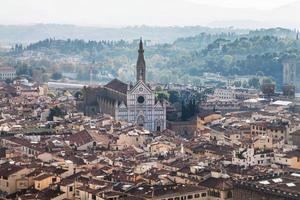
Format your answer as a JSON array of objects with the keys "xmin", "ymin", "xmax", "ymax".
[
  {"xmin": 272, "ymin": 178, "xmax": 283, "ymax": 183},
  {"xmin": 259, "ymin": 180, "xmax": 270, "ymax": 185},
  {"xmin": 286, "ymin": 183, "xmax": 296, "ymax": 187}
]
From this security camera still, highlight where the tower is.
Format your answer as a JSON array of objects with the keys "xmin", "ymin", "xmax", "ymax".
[
  {"xmin": 136, "ymin": 38, "xmax": 146, "ymax": 83},
  {"xmin": 115, "ymin": 39, "xmax": 166, "ymax": 132},
  {"xmin": 282, "ymin": 59, "xmax": 297, "ymax": 85}
]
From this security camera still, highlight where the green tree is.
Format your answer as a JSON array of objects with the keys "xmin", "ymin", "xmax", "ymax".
[
  {"xmin": 51, "ymin": 72, "xmax": 63, "ymax": 80},
  {"xmin": 168, "ymin": 90, "xmax": 180, "ymax": 104},
  {"xmin": 233, "ymin": 81, "xmax": 242, "ymax": 87},
  {"xmin": 156, "ymin": 91, "xmax": 169, "ymax": 101},
  {"xmin": 262, "ymin": 77, "xmax": 274, "ymax": 84},
  {"xmin": 248, "ymin": 77, "xmax": 260, "ymax": 89},
  {"xmin": 47, "ymin": 106, "xmax": 65, "ymax": 121},
  {"xmin": 74, "ymin": 91, "xmax": 83, "ymax": 100}
]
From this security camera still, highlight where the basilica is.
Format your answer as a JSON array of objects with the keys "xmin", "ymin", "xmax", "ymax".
[{"xmin": 115, "ymin": 39, "xmax": 166, "ymax": 131}]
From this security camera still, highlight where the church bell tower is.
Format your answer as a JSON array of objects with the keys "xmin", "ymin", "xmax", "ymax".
[{"xmin": 136, "ymin": 38, "xmax": 146, "ymax": 83}]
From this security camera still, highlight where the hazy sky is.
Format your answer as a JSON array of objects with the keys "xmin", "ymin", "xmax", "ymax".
[{"xmin": 0, "ymin": 0, "xmax": 299, "ymax": 27}]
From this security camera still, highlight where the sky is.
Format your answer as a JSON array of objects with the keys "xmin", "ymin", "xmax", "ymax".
[{"xmin": 0, "ymin": 0, "xmax": 299, "ymax": 27}]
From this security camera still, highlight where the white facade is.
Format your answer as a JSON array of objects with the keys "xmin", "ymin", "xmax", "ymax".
[
  {"xmin": 232, "ymin": 148, "xmax": 273, "ymax": 168},
  {"xmin": 115, "ymin": 81, "xmax": 166, "ymax": 132},
  {"xmin": 213, "ymin": 88, "xmax": 235, "ymax": 100},
  {"xmin": 0, "ymin": 67, "xmax": 16, "ymax": 80},
  {"xmin": 115, "ymin": 39, "xmax": 166, "ymax": 132}
]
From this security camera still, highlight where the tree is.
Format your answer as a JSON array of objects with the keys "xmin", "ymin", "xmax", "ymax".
[
  {"xmin": 16, "ymin": 64, "xmax": 32, "ymax": 76},
  {"xmin": 262, "ymin": 77, "xmax": 274, "ymax": 84},
  {"xmin": 74, "ymin": 91, "xmax": 83, "ymax": 100},
  {"xmin": 51, "ymin": 72, "xmax": 63, "ymax": 80},
  {"xmin": 233, "ymin": 81, "xmax": 242, "ymax": 87},
  {"xmin": 47, "ymin": 106, "xmax": 65, "ymax": 121},
  {"xmin": 4, "ymin": 79, "xmax": 12, "ymax": 84},
  {"xmin": 168, "ymin": 90, "xmax": 180, "ymax": 104},
  {"xmin": 248, "ymin": 77, "xmax": 260, "ymax": 89},
  {"xmin": 156, "ymin": 91, "xmax": 169, "ymax": 101},
  {"xmin": 155, "ymin": 86, "xmax": 163, "ymax": 92}
]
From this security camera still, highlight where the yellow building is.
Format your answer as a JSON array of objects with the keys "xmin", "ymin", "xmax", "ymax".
[
  {"xmin": 149, "ymin": 141, "xmax": 176, "ymax": 156},
  {"xmin": 197, "ymin": 112, "xmax": 223, "ymax": 129},
  {"xmin": 274, "ymin": 149, "xmax": 300, "ymax": 169},
  {"xmin": 0, "ymin": 164, "xmax": 30, "ymax": 194},
  {"xmin": 34, "ymin": 173, "xmax": 61, "ymax": 191}
]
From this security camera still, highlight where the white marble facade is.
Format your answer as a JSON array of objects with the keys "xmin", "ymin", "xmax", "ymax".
[{"xmin": 115, "ymin": 39, "xmax": 166, "ymax": 131}]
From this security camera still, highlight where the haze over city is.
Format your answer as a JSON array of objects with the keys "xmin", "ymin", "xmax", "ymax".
[
  {"xmin": 0, "ymin": 1, "xmax": 300, "ymax": 200},
  {"xmin": 0, "ymin": 0, "xmax": 300, "ymax": 28}
]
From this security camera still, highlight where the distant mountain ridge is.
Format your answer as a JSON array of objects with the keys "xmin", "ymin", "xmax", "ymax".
[{"xmin": 0, "ymin": 24, "xmax": 250, "ymax": 45}]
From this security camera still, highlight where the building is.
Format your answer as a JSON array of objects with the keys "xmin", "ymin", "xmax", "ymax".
[
  {"xmin": 250, "ymin": 120, "xmax": 292, "ymax": 144},
  {"xmin": 34, "ymin": 173, "xmax": 61, "ymax": 191},
  {"xmin": 273, "ymin": 149, "xmax": 300, "ymax": 169},
  {"xmin": 261, "ymin": 83, "xmax": 275, "ymax": 96},
  {"xmin": 0, "ymin": 67, "xmax": 16, "ymax": 80},
  {"xmin": 115, "ymin": 39, "xmax": 166, "ymax": 132},
  {"xmin": 127, "ymin": 184, "xmax": 208, "ymax": 200},
  {"xmin": 232, "ymin": 147, "xmax": 274, "ymax": 168},
  {"xmin": 233, "ymin": 172, "xmax": 300, "ymax": 200},
  {"xmin": 213, "ymin": 88, "xmax": 235, "ymax": 101},
  {"xmin": 282, "ymin": 59, "xmax": 297, "ymax": 87},
  {"xmin": 0, "ymin": 163, "xmax": 30, "ymax": 195}
]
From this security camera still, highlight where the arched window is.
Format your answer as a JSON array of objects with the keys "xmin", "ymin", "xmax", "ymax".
[
  {"xmin": 227, "ymin": 191, "xmax": 233, "ymax": 198},
  {"xmin": 137, "ymin": 115, "xmax": 144, "ymax": 127}
]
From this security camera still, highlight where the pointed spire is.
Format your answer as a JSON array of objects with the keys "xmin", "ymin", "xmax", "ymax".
[
  {"xmin": 139, "ymin": 37, "xmax": 144, "ymax": 53},
  {"xmin": 136, "ymin": 37, "xmax": 146, "ymax": 83}
]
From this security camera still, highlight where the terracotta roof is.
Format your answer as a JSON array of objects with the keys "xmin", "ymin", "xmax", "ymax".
[
  {"xmin": 34, "ymin": 173, "xmax": 52, "ymax": 181},
  {"xmin": 0, "ymin": 67, "xmax": 16, "ymax": 73},
  {"xmin": 200, "ymin": 177, "xmax": 232, "ymax": 190},
  {"xmin": 67, "ymin": 130, "xmax": 94, "ymax": 147},
  {"xmin": 105, "ymin": 79, "xmax": 128, "ymax": 94},
  {"xmin": 0, "ymin": 163, "xmax": 24, "ymax": 178}
]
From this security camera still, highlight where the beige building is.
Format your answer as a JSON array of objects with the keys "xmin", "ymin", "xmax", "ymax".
[
  {"xmin": 0, "ymin": 67, "xmax": 16, "ymax": 80},
  {"xmin": 252, "ymin": 135, "xmax": 273, "ymax": 150},
  {"xmin": 274, "ymin": 149, "xmax": 300, "ymax": 169},
  {"xmin": 197, "ymin": 112, "xmax": 223, "ymax": 129},
  {"xmin": 116, "ymin": 129, "xmax": 149, "ymax": 149},
  {"xmin": 34, "ymin": 173, "xmax": 61, "ymax": 191},
  {"xmin": 0, "ymin": 164, "xmax": 30, "ymax": 195},
  {"xmin": 149, "ymin": 141, "xmax": 176, "ymax": 156}
]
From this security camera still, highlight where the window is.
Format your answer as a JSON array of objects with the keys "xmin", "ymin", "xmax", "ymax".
[
  {"xmin": 194, "ymin": 194, "xmax": 200, "ymax": 198},
  {"xmin": 69, "ymin": 186, "xmax": 73, "ymax": 192},
  {"xmin": 137, "ymin": 96, "xmax": 145, "ymax": 103},
  {"xmin": 187, "ymin": 195, "xmax": 193, "ymax": 199},
  {"xmin": 201, "ymin": 193, "xmax": 207, "ymax": 197},
  {"xmin": 209, "ymin": 191, "xmax": 220, "ymax": 197}
]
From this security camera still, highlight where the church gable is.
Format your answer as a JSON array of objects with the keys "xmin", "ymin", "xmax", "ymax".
[
  {"xmin": 129, "ymin": 81, "xmax": 152, "ymax": 95},
  {"xmin": 118, "ymin": 101, "xmax": 127, "ymax": 109},
  {"xmin": 154, "ymin": 101, "xmax": 164, "ymax": 109}
]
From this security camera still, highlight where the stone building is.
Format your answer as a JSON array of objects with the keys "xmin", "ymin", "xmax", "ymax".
[
  {"xmin": 83, "ymin": 39, "xmax": 166, "ymax": 132},
  {"xmin": 115, "ymin": 39, "xmax": 166, "ymax": 132},
  {"xmin": 282, "ymin": 58, "xmax": 299, "ymax": 93},
  {"xmin": 233, "ymin": 172, "xmax": 300, "ymax": 200},
  {"xmin": 0, "ymin": 66, "xmax": 16, "ymax": 80},
  {"xmin": 82, "ymin": 79, "xmax": 127, "ymax": 116}
]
